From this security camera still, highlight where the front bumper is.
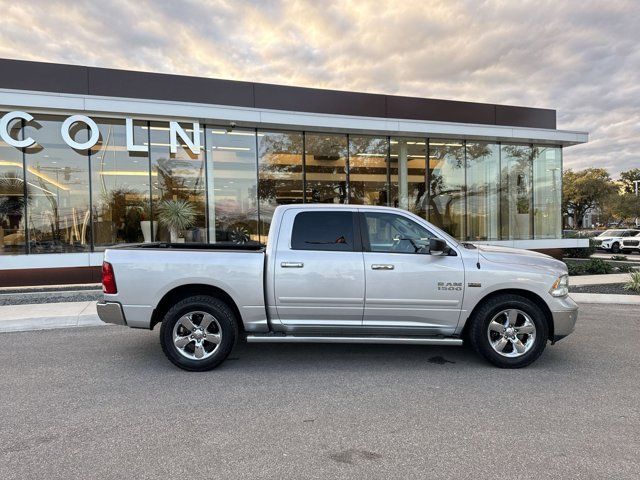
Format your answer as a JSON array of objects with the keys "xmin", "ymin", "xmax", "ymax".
[
  {"xmin": 551, "ymin": 296, "xmax": 578, "ymax": 342},
  {"xmin": 96, "ymin": 301, "xmax": 127, "ymax": 326}
]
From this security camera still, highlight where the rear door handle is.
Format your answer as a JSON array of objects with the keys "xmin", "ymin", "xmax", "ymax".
[
  {"xmin": 371, "ymin": 264, "xmax": 394, "ymax": 270},
  {"xmin": 281, "ymin": 262, "xmax": 304, "ymax": 268}
]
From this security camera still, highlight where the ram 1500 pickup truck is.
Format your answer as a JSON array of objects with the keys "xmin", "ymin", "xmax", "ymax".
[{"xmin": 97, "ymin": 204, "xmax": 578, "ymax": 371}]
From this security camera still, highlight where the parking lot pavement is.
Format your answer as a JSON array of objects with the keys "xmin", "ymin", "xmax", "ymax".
[{"xmin": 0, "ymin": 305, "xmax": 638, "ymax": 480}]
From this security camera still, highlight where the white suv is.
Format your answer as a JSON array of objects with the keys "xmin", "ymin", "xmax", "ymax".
[
  {"xmin": 593, "ymin": 229, "xmax": 640, "ymax": 253},
  {"xmin": 621, "ymin": 232, "xmax": 640, "ymax": 253}
]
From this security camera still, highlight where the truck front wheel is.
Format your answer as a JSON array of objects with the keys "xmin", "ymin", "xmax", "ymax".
[
  {"xmin": 159, "ymin": 295, "xmax": 238, "ymax": 371},
  {"xmin": 468, "ymin": 294, "xmax": 548, "ymax": 368}
]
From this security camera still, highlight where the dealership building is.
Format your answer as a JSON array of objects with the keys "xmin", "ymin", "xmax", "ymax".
[{"xmin": 0, "ymin": 58, "xmax": 588, "ymax": 286}]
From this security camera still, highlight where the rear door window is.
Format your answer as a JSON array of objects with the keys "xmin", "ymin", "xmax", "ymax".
[{"xmin": 291, "ymin": 211, "xmax": 357, "ymax": 251}]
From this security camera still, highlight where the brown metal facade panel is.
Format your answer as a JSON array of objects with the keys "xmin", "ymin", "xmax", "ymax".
[
  {"xmin": 495, "ymin": 104, "xmax": 556, "ymax": 129},
  {"xmin": 254, "ymin": 83, "xmax": 387, "ymax": 118},
  {"xmin": 87, "ymin": 66, "xmax": 255, "ymax": 108},
  {"xmin": 0, "ymin": 266, "xmax": 102, "ymax": 287},
  {"xmin": 386, "ymin": 96, "xmax": 496, "ymax": 125},
  {"xmin": 0, "ymin": 58, "xmax": 88, "ymax": 95},
  {"xmin": 0, "ymin": 58, "xmax": 557, "ymax": 129}
]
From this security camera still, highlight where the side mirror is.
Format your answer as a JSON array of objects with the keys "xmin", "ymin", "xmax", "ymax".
[{"xmin": 428, "ymin": 238, "xmax": 447, "ymax": 256}]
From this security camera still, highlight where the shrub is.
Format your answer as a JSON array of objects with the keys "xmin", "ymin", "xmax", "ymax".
[
  {"xmin": 565, "ymin": 262, "xmax": 585, "ymax": 276},
  {"xmin": 614, "ymin": 264, "xmax": 637, "ymax": 273},
  {"xmin": 611, "ymin": 255, "xmax": 628, "ymax": 261},
  {"xmin": 563, "ymin": 239, "xmax": 597, "ymax": 259},
  {"xmin": 623, "ymin": 272, "xmax": 640, "ymax": 293},
  {"xmin": 583, "ymin": 258, "xmax": 612, "ymax": 275}
]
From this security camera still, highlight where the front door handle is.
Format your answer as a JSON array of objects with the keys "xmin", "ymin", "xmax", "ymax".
[
  {"xmin": 281, "ymin": 262, "xmax": 304, "ymax": 268},
  {"xmin": 371, "ymin": 264, "xmax": 394, "ymax": 270}
]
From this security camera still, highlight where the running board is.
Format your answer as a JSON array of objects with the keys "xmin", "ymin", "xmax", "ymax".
[{"xmin": 246, "ymin": 335, "xmax": 463, "ymax": 346}]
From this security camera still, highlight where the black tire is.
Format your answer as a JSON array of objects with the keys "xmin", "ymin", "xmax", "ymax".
[
  {"xmin": 611, "ymin": 242, "xmax": 620, "ymax": 253},
  {"xmin": 159, "ymin": 295, "xmax": 238, "ymax": 371},
  {"xmin": 468, "ymin": 294, "xmax": 548, "ymax": 368}
]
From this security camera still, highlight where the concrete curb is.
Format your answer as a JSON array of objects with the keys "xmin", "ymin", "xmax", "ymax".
[{"xmin": 0, "ymin": 301, "xmax": 105, "ymax": 333}]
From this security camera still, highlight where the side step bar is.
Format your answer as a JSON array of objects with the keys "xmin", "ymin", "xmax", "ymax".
[{"xmin": 246, "ymin": 335, "xmax": 463, "ymax": 346}]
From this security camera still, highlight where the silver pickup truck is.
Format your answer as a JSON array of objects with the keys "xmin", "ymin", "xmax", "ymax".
[{"xmin": 97, "ymin": 204, "xmax": 577, "ymax": 371}]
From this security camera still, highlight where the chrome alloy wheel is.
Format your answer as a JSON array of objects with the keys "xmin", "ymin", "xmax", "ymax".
[
  {"xmin": 486, "ymin": 309, "xmax": 536, "ymax": 358},
  {"xmin": 172, "ymin": 311, "xmax": 222, "ymax": 360}
]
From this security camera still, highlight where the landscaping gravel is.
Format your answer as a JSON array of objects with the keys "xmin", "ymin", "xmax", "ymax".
[
  {"xmin": 569, "ymin": 283, "xmax": 638, "ymax": 296},
  {"xmin": 0, "ymin": 289, "xmax": 102, "ymax": 306}
]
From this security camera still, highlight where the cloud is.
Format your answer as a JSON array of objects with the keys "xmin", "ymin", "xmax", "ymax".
[{"xmin": 0, "ymin": 0, "xmax": 638, "ymax": 176}]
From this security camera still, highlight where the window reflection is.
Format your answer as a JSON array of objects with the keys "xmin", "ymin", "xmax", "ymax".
[
  {"xmin": 24, "ymin": 115, "xmax": 91, "ymax": 253},
  {"xmin": 258, "ymin": 130, "xmax": 303, "ymax": 242},
  {"xmin": 429, "ymin": 139, "xmax": 465, "ymax": 238},
  {"xmin": 0, "ymin": 114, "xmax": 26, "ymax": 254},
  {"xmin": 533, "ymin": 146, "xmax": 561, "ymax": 239},
  {"xmin": 349, "ymin": 135, "xmax": 388, "ymax": 205},
  {"xmin": 149, "ymin": 122, "xmax": 206, "ymax": 243},
  {"xmin": 466, "ymin": 142, "xmax": 500, "ymax": 240},
  {"xmin": 91, "ymin": 119, "xmax": 151, "ymax": 249},
  {"xmin": 501, "ymin": 144, "xmax": 533, "ymax": 240},
  {"xmin": 207, "ymin": 128, "xmax": 258, "ymax": 244},
  {"xmin": 390, "ymin": 137, "xmax": 427, "ymax": 217},
  {"xmin": 305, "ymin": 133, "xmax": 347, "ymax": 204}
]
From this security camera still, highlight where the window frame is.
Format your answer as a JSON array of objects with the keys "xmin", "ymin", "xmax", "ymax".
[{"xmin": 290, "ymin": 210, "xmax": 362, "ymax": 252}]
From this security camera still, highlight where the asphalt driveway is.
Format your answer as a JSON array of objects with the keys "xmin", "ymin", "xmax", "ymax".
[{"xmin": 0, "ymin": 303, "xmax": 638, "ymax": 479}]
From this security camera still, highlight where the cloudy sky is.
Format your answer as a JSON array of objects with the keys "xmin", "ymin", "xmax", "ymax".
[{"xmin": 1, "ymin": 0, "xmax": 638, "ymax": 176}]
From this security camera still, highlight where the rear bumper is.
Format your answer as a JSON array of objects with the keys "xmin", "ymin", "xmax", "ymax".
[
  {"xmin": 97, "ymin": 301, "xmax": 127, "ymax": 326},
  {"xmin": 551, "ymin": 297, "xmax": 578, "ymax": 341}
]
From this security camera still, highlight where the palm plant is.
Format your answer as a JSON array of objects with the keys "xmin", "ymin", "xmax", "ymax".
[{"xmin": 156, "ymin": 199, "xmax": 196, "ymax": 242}]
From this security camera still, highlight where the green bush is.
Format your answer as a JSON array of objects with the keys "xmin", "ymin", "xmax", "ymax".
[
  {"xmin": 611, "ymin": 255, "xmax": 628, "ymax": 261},
  {"xmin": 566, "ymin": 262, "xmax": 585, "ymax": 276},
  {"xmin": 583, "ymin": 258, "xmax": 613, "ymax": 275},
  {"xmin": 623, "ymin": 272, "xmax": 640, "ymax": 293},
  {"xmin": 563, "ymin": 239, "xmax": 597, "ymax": 259},
  {"xmin": 614, "ymin": 264, "xmax": 637, "ymax": 273}
]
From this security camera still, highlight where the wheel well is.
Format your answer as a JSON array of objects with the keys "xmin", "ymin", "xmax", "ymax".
[
  {"xmin": 461, "ymin": 289, "xmax": 554, "ymax": 340},
  {"xmin": 149, "ymin": 284, "xmax": 244, "ymax": 334}
]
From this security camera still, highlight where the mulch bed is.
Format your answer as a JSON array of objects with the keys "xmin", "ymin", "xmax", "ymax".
[{"xmin": 569, "ymin": 283, "xmax": 639, "ymax": 296}]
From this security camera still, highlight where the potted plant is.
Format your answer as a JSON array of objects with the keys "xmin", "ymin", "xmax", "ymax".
[{"xmin": 156, "ymin": 199, "xmax": 196, "ymax": 243}]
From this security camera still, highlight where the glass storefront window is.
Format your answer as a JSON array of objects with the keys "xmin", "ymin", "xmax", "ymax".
[
  {"xmin": 533, "ymin": 146, "xmax": 562, "ymax": 239},
  {"xmin": 24, "ymin": 115, "xmax": 91, "ymax": 253},
  {"xmin": 348, "ymin": 135, "xmax": 388, "ymax": 205},
  {"xmin": 0, "ymin": 114, "xmax": 26, "ymax": 254},
  {"xmin": 91, "ymin": 119, "xmax": 151, "ymax": 249},
  {"xmin": 466, "ymin": 142, "xmax": 500, "ymax": 241},
  {"xmin": 304, "ymin": 133, "xmax": 348, "ymax": 204},
  {"xmin": 257, "ymin": 130, "xmax": 303, "ymax": 242},
  {"xmin": 207, "ymin": 128, "xmax": 258, "ymax": 244},
  {"xmin": 429, "ymin": 139, "xmax": 465, "ymax": 238},
  {"xmin": 149, "ymin": 122, "xmax": 206, "ymax": 243},
  {"xmin": 389, "ymin": 137, "xmax": 427, "ymax": 217},
  {"xmin": 501, "ymin": 144, "xmax": 533, "ymax": 240}
]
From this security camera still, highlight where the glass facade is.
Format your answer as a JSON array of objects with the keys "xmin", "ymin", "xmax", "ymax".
[{"xmin": 0, "ymin": 111, "xmax": 564, "ymax": 253}]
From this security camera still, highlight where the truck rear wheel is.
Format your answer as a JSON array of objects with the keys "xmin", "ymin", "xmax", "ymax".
[
  {"xmin": 468, "ymin": 294, "xmax": 548, "ymax": 368},
  {"xmin": 159, "ymin": 295, "xmax": 238, "ymax": 371}
]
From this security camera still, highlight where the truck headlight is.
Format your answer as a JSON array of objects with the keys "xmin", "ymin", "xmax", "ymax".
[{"xmin": 549, "ymin": 274, "xmax": 569, "ymax": 297}]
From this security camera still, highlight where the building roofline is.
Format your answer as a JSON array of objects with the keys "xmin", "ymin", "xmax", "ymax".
[{"xmin": 0, "ymin": 57, "xmax": 556, "ymax": 130}]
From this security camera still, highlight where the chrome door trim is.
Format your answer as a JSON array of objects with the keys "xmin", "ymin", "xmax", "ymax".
[{"xmin": 371, "ymin": 264, "xmax": 394, "ymax": 270}]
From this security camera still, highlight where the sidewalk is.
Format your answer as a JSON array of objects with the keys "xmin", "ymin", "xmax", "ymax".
[
  {"xmin": 0, "ymin": 301, "xmax": 104, "ymax": 333},
  {"xmin": 570, "ymin": 273, "xmax": 632, "ymax": 286}
]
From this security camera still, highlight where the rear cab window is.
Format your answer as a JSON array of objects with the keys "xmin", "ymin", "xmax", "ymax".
[{"xmin": 291, "ymin": 211, "xmax": 359, "ymax": 251}]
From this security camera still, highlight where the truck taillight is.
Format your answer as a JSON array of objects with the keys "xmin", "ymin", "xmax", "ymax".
[{"xmin": 102, "ymin": 261, "xmax": 117, "ymax": 294}]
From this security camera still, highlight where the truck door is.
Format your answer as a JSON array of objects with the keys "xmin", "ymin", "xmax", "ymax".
[
  {"xmin": 273, "ymin": 209, "xmax": 365, "ymax": 327},
  {"xmin": 359, "ymin": 210, "xmax": 464, "ymax": 335}
]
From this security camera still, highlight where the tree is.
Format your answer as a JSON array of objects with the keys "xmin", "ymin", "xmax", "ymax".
[
  {"xmin": 619, "ymin": 168, "xmax": 640, "ymax": 194},
  {"xmin": 562, "ymin": 168, "xmax": 616, "ymax": 228}
]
